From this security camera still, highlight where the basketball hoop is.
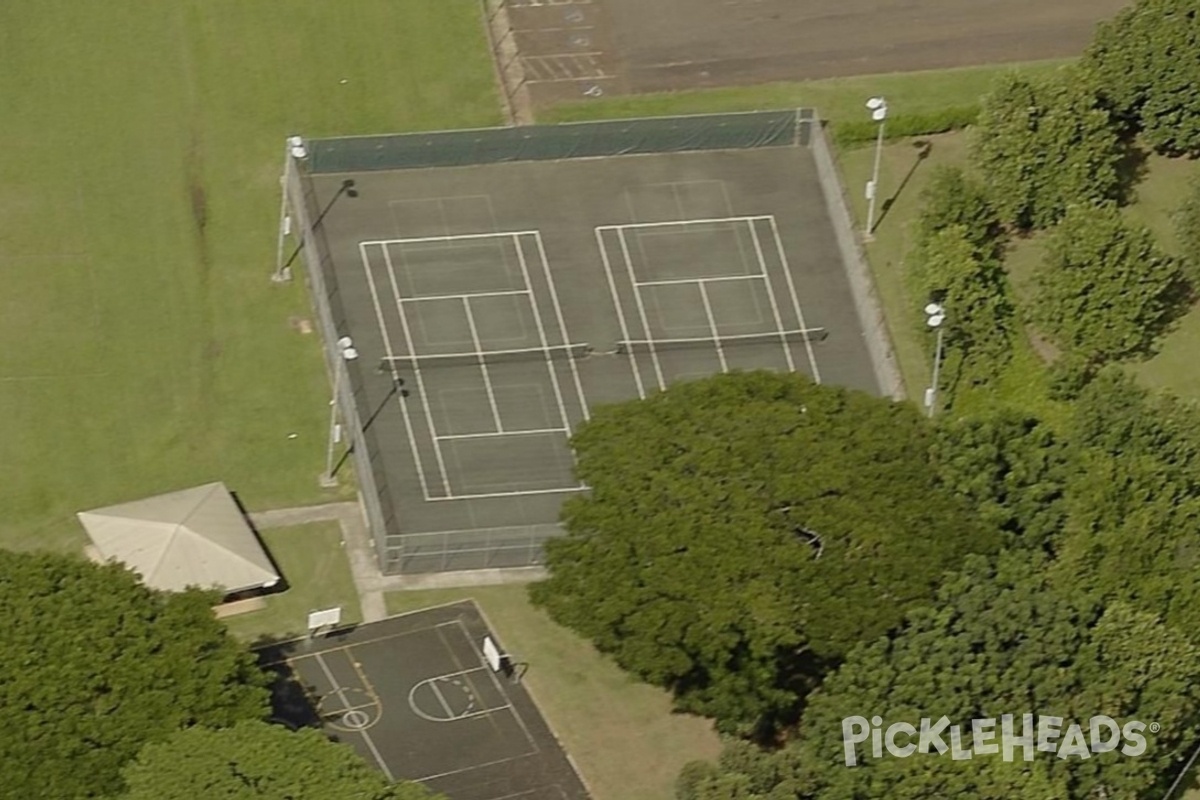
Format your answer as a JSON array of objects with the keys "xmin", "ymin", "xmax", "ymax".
[{"xmin": 307, "ymin": 607, "xmax": 342, "ymax": 640}]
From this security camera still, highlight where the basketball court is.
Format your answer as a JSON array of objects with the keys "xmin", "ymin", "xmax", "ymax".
[
  {"xmin": 291, "ymin": 113, "xmax": 889, "ymax": 572},
  {"xmin": 260, "ymin": 601, "xmax": 589, "ymax": 800}
]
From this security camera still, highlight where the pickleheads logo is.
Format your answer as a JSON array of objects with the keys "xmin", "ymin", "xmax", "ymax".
[{"xmin": 841, "ymin": 715, "xmax": 1155, "ymax": 766}]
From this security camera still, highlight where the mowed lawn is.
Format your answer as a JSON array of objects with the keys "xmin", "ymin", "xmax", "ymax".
[
  {"xmin": 386, "ymin": 586, "xmax": 722, "ymax": 800},
  {"xmin": 540, "ymin": 59, "xmax": 1069, "ymax": 125},
  {"xmin": 836, "ymin": 134, "xmax": 1200, "ymax": 410},
  {"xmin": 223, "ymin": 521, "xmax": 362, "ymax": 645},
  {"xmin": 0, "ymin": 1, "xmax": 501, "ymax": 553}
]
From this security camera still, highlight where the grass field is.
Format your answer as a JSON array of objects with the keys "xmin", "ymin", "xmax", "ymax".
[
  {"xmin": 540, "ymin": 60, "xmax": 1069, "ymax": 125},
  {"xmin": 222, "ymin": 521, "xmax": 361, "ymax": 644},
  {"xmin": 836, "ymin": 132, "xmax": 1200, "ymax": 411},
  {"xmin": 385, "ymin": 586, "xmax": 721, "ymax": 800},
  {"xmin": 0, "ymin": 1, "xmax": 501, "ymax": 554}
]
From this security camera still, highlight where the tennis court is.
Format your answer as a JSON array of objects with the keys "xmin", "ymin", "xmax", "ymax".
[
  {"xmin": 291, "ymin": 112, "xmax": 890, "ymax": 572},
  {"xmin": 260, "ymin": 601, "xmax": 589, "ymax": 799}
]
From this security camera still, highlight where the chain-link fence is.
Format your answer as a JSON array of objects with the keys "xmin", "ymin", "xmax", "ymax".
[
  {"xmin": 384, "ymin": 524, "xmax": 563, "ymax": 574},
  {"xmin": 283, "ymin": 157, "xmax": 394, "ymax": 566},
  {"xmin": 307, "ymin": 109, "xmax": 813, "ymax": 173},
  {"xmin": 288, "ymin": 107, "xmax": 903, "ymax": 574}
]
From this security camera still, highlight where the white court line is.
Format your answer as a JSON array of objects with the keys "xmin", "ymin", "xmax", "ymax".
[
  {"xmin": 622, "ymin": 329, "xmax": 822, "ymax": 347},
  {"xmin": 511, "ymin": 235, "xmax": 574, "ymax": 434},
  {"xmin": 532, "ymin": 232, "xmax": 591, "ymax": 421},
  {"xmin": 766, "ymin": 217, "xmax": 821, "ymax": 383},
  {"xmin": 462, "ymin": 296, "xmax": 505, "ymax": 433},
  {"xmin": 634, "ymin": 274, "xmax": 762, "ymax": 288},
  {"xmin": 435, "ymin": 428, "xmax": 568, "ymax": 441},
  {"xmin": 452, "ymin": 619, "xmax": 540, "ymax": 750},
  {"xmin": 746, "ymin": 220, "xmax": 798, "ymax": 373},
  {"xmin": 383, "ymin": 243, "xmax": 455, "ymax": 495},
  {"xmin": 315, "ymin": 654, "xmax": 394, "ymax": 782},
  {"xmin": 524, "ymin": 74, "xmax": 615, "ymax": 85},
  {"xmin": 361, "ymin": 230, "xmax": 540, "ymax": 246},
  {"xmin": 427, "ymin": 680, "xmax": 457, "ymax": 719},
  {"xmin": 596, "ymin": 215, "xmax": 771, "ymax": 232},
  {"xmin": 383, "ymin": 344, "xmax": 582, "ymax": 363},
  {"xmin": 617, "ymin": 228, "xmax": 666, "ymax": 390},
  {"xmin": 398, "ymin": 288, "xmax": 530, "ymax": 303},
  {"xmin": 594, "ymin": 228, "xmax": 646, "ymax": 400},
  {"xmin": 424, "ymin": 486, "xmax": 586, "ymax": 503},
  {"xmin": 697, "ymin": 282, "xmax": 728, "ymax": 373},
  {"xmin": 360, "ymin": 242, "xmax": 435, "ymax": 500}
]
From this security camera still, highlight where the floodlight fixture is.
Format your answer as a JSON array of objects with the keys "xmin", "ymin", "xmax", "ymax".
[{"xmin": 863, "ymin": 97, "xmax": 889, "ymax": 237}]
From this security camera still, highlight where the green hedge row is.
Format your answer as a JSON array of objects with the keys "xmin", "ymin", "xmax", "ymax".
[{"xmin": 831, "ymin": 106, "xmax": 979, "ymax": 148}]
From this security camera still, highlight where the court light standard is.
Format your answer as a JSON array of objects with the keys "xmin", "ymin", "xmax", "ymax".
[
  {"xmin": 923, "ymin": 303, "xmax": 946, "ymax": 418},
  {"xmin": 272, "ymin": 136, "xmax": 310, "ymax": 283},
  {"xmin": 321, "ymin": 337, "xmax": 358, "ymax": 487},
  {"xmin": 864, "ymin": 97, "xmax": 888, "ymax": 240}
]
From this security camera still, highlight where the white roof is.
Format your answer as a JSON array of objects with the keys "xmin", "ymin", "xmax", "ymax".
[{"xmin": 77, "ymin": 482, "xmax": 279, "ymax": 594}]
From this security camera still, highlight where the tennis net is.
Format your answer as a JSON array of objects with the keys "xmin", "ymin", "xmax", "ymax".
[
  {"xmin": 382, "ymin": 343, "xmax": 592, "ymax": 369},
  {"xmin": 616, "ymin": 328, "xmax": 827, "ymax": 355}
]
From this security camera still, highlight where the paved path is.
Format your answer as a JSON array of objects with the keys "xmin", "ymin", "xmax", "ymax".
[{"xmin": 251, "ymin": 500, "xmax": 545, "ymax": 623}]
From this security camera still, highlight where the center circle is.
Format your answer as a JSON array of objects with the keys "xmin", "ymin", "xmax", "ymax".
[{"xmin": 341, "ymin": 709, "xmax": 371, "ymax": 730}]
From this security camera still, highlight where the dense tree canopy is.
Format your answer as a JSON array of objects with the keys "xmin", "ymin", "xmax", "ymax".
[
  {"xmin": 1084, "ymin": 0, "xmax": 1200, "ymax": 155},
  {"xmin": 906, "ymin": 225, "xmax": 1014, "ymax": 381},
  {"xmin": 118, "ymin": 721, "xmax": 440, "ymax": 800},
  {"xmin": 532, "ymin": 372, "xmax": 1001, "ymax": 733},
  {"xmin": 682, "ymin": 551, "xmax": 1200, "ymax": 799},
  {"xmin": 914, "ymin": 166, "xmax": 1003, "ymax": 262},
  {"xmin": 0, "ymin": 552, "xmax": 269, "ymax": 799},
  {"xmin": 1032, "ymin": 202, "xmax": 1183, "ymax": 363},
  {"xmin": 1054, "ymin": 370, "xmax": 1200, "ymax": 635},
  {"xmin": 971, "ymin": 71, "xmax": 1123, "ymax": 230},
  {"xmin": 929, "ymin": 410, "xmax": 1069, "ymax": 550},
  {"xmin": 797, "ymin": 551, "xmax": 1200, "ymax": 800}
]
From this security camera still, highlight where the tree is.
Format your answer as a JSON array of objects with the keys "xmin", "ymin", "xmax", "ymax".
[
  {"xmin": 0, "ymin": 552, "xmax": 269, "ymax": 800},
  {"xmin": 1032, "ymin": 202, "xmax": 1184, "ymax": 362},
  {"xmin": 676, "ymin": 739, "xmax": 809, "ymax": 800},
  {"xmin": 531, "ymin": 371, "xmax": 1001, "ymax": 733},
  {"xmin": 118, "ymin": 721, "xmax": 440, "ymax": 800},
  {"xmin": 929, "ymin": 410, "xmax": 1069, "ymax": 550},
  {"xmin": 1174, "ymin": 177, "xmax": 1200, "ymax": 287},
  {"xmin": 791, "ymin": 551, "xmax": 1200, "ymax": 800},
  {"xmin": 1054, "ymin": 370, "xmax": 1200, "ymax": 637},
  {"xmin": 972, "ymin": 70, "xmax": 1124, "ymax": 230},
  {"xmin": 1083, "ymin": 0, "xmax": 1200, "ymax": 155},
  {"xmin": 914, "ymin": 166, "xmax": 1003, "ymax": 262},
  {"xmin": 906, "ymin": 225, "xmax": 1015, "ymax": 381}
]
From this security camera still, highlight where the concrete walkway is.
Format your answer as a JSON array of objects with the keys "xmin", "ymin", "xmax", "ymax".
[{"xmin": 250, "ymin": 500, "xmax": 545, "ymax": 624}]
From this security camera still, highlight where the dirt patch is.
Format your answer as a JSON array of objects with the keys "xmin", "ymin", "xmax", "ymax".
[{"xmin": 289, "ymin": 316, "xmax": 314, "ymax": 335}]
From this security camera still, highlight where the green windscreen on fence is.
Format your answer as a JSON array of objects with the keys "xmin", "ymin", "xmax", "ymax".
[{"xmin": 307, "ymin": 109, "xmax": 814, "ymax": 173}]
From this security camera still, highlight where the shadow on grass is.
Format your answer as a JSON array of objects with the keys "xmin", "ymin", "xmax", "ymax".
[
  {"xmin": 872, "ymin": 139, "xmax": 934, "ymax": 234},
  {"xmin": 1116, "ymin": 139, "xmax": 1151, "ymax": 206}
]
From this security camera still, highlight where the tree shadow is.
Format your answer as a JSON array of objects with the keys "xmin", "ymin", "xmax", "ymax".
[
  {"xmin": 872, "ymin": 140, "xmax": 934, "ymax": 234},
  {"xmin": 1115, "ymin": 139, "xmax": 1150, "ymax": 207}
]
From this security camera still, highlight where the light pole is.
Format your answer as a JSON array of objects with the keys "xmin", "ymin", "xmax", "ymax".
[
  {"xmin": 864, "ymin": 96, "xmax": 888, "ymax": 240},
  {"xmin": 321, "ymin": 336, "xmax": 358, "ymax": 487},
  {"xmin": 924, "ymin": 303, "xmax": 946, "ymax": 418},
  {"xmin": 272, "ymin": 136, "xmax": 309, "ymax": 283}
]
